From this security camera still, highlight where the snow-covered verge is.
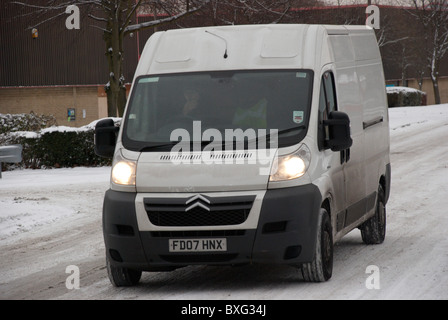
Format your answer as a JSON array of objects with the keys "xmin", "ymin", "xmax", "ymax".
[
  {"xmin": 0, "ymin": 104, "xmax": 447, "ymax": 300},
  {"xmin": 0, "ymin": 167, "xmax": 111, "ymax": 239}
]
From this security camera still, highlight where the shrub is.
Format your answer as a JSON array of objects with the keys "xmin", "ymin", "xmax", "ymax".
[
  {"xmin": 387, "ymin": 86, "xmax": 427, "ymax": 108},
  {"xmin": 0, "ymin": 113, "xmax": 120, "ymax": 169},
  {"xmin": 0, "ymin": 112, "xmax": 57, "ymax": 134}
]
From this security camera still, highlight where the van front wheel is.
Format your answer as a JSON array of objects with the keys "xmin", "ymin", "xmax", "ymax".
[
  {"xmin": 301, "ymin": 208, "xmax": 333, "ymax": 282},
  {"xmin": 360, "ymin": 185, "xmax": 386, "ymax": 244},
  {"xmin": 106, "ymin": 256, "xmax": 142, "ymax": 287}
]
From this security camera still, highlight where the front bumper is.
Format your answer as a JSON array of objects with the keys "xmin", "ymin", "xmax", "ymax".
[{"xmin": 103, "ymin": 184, "xmax": 322, "ymax": 271}]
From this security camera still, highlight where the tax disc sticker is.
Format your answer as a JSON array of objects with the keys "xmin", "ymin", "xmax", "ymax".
[{"xmin": 293, "ymin": 111, "xmax": 304, "ymax": 124}]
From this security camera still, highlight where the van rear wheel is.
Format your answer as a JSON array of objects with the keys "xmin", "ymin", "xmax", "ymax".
[
  {"xmin": 361, "ymin": 185, "xmax": 386, "ymax": 244},
  {"xmin": 106, "ymin": 256, "xmax": 142, "ymax": 287},
  {"xmin": 301, "ymin": 208, "xmax": 333, "ymax": 282}
]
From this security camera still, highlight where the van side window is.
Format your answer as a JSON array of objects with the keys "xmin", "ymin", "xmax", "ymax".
[
  {"xmin": 323, "ymin": 72, "xmax": 337, "ymax": 114},
  {"xmin": 318, "ymin": 71, "xmax": 337, "ymax": 150}
]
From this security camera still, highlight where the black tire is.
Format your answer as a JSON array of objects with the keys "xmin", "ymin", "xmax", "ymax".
[
  {"xmin": 361, "ymin": 185, "xmax": 386, "ymax": 244},
  {"xmin": 106, "ymin": 256, "xmax": 142, "ymax": 287},
  {"xmin": 301, "ymin": 208, "xmax": 333, "ymax": 282}
]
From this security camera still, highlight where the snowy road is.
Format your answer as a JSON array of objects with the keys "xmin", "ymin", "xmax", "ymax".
[{"xmin": 0, "ymin": 105, "xmax": 447, "ymax": 300}]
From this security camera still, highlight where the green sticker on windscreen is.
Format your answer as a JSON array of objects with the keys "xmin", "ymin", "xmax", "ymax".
[
  {"xmin": 139, "ymin": 77, "xmax": 159, "ymax": 83},
  {"xmin": 293, "ymin": 111, "xmax": 304, "ymax": 124}
]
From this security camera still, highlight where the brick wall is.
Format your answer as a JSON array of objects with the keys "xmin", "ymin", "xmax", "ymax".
[
  {"xmin": 0, "ymin": 86, "xmax": 99, "ymax": 127},
  {"xmin": 408, "ymin": 78, "xmax": 448, "ymax": 106}
]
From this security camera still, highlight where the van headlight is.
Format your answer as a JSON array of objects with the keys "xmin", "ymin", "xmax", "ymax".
[
  {"xmin": 112, "ymin": 154, "xmax": 136, "ymax": 186},
  {"xmin": 269, "ymin": 144, "xmax": 311, "ymax": 181}
]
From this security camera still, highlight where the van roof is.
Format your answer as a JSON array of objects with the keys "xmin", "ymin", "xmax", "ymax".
[{"xmin": 135, "ymin": 24, "xmax": 376, "ymax": 77}]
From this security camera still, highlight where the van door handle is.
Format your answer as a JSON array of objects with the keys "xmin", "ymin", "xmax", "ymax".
[{"xmin": 363, "ymin": 116, "xmax": 383, "ymax": 130}]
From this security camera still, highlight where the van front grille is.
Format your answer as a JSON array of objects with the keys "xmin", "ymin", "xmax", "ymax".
[
  {"xmin": 144, "ymin": 195, "xmax": 255, "ymax": 227},
  {"xmin": 147, "ymin": 208, "xmax": 250, "ymax": 226}
]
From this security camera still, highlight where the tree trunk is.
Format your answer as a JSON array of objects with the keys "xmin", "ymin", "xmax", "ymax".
[
  {"xmin": 432, "ymin": 76, "xmax": 441, "ymax": 105},
  {"xmin": 106, "ymin": 83, "xmax": 127, "ymax": 117},
  {"xmin": 104, "ymin": 6, "xmax": 127, "ymax": 117},
  {"xmin": 430, "ymin": 54, "xmax": 441, "ymax": 105}
]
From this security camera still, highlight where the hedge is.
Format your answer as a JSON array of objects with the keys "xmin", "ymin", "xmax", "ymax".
[
  {"xmin": 0, "ymin": 112, "xmax": 57, "ymax": 134},
  {"xmin": 0, "ymin": 113, "xmax": 120, "ymax": 169},
  {"xmin": 387, "ymin": 86, "xmax": 427, "ymax": 108}
]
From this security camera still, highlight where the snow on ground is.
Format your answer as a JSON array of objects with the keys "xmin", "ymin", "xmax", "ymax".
[
  {"xmin": 0, "ymin": 104, "xmax": 447, "ymax": 300},
  {"xmin": 0, "ymin": 167, "xmax": 111, "ymax": 240}
]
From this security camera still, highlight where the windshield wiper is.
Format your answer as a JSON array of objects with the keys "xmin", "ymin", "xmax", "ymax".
[
  {"xmin": 249, "ymin": 125, "xmax": 307, "ymax": 144},
  {"xmin": 138, "ymin": 127, "xmax": 306, "ymax": 152},
  {"xmin": 139, "ymin": 140, "xmax": 214, "ymax": 152},
  {"xmin": 217, "ymin": 125, "xmax": 306, "ymax": 148},
  {"xmin": 276, "ymin": 125, "xmax": 307, "ymax": 136},
  {"xmin": 139, "ymin": 142, "xmax": 178, "ymax": 152}
]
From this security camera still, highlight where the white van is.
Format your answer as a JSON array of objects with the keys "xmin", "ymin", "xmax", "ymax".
[{"xmin": 95, "ymin": 24, "xmax": 391, "ymax": 286}]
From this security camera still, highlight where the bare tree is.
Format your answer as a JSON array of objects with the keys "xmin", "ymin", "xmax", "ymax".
[
  {"xmin": 199, "ymin": 0, "xmax": 324, "ymax": 26},
  {"xmin": 408, "ymin": 0, "xmax": 448, "ymax": 104}
]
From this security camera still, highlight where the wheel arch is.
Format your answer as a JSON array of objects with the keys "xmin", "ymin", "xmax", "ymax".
[
  {"xmin": 321, "ymin": 197, "xmax": 331, "ymax": 215},
  {"xmin": 380, "ymin": 163, "xmax": 391, "ymax": 204},
  {"xmin": 321, "ymin": 196, "xmax": 335, "ymax": 240}
]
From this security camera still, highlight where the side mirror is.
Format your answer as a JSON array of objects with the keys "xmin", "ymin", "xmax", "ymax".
[
  {"xmin": 323, "ymin": 111, "xmax": 353, "ymax": 152},
  {"xmin": 94, "ymin": 119, "xmax": 119, "ymax": 158}
]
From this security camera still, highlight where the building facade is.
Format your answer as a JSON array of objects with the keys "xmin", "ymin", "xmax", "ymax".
[{"xmin": 0, "ymin": 1, "xmax": 139, "ymax": 126}]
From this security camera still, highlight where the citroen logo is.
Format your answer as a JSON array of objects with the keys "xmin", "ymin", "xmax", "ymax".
[{"xmin": 185, "ymin": 194, "xmax": 211, "ymax": 212}]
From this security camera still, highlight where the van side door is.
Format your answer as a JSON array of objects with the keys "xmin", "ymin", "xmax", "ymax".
[
  {"xmin": 318, "ymin": 71, "xmax": 346, "ymax": 230},
  {"xmin": 319, "ymin": 69, "xmax": 367, "ymax": 232},
  {"xmin": 332, "ymin": 66, "xmax": 367, "ymax": 230}
]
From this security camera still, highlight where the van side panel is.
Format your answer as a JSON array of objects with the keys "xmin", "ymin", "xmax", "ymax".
[
  {"xmin": 328, "ymin": 28, "xmax": 390, "ymax": 237},
  {"xmin": 352, "ymin": 31, "xmax": 390, "ymax": 213},
  {"xmin": 359, "ymin": 59, "xmax": 389, "ymax": 204},
  {"xmin": 330, "ymin": 34, "xmax": 366, "ymax": 227}
]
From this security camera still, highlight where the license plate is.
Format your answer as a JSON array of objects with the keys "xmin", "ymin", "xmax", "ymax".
[{"xmin": 169, "ymin": 238, "xmax": 227, "ymax": 252}]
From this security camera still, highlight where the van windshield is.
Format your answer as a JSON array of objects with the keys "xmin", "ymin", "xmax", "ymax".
[{"xmin": 122, "ymin": 70, "xmax": 313, "ymax": 151}]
